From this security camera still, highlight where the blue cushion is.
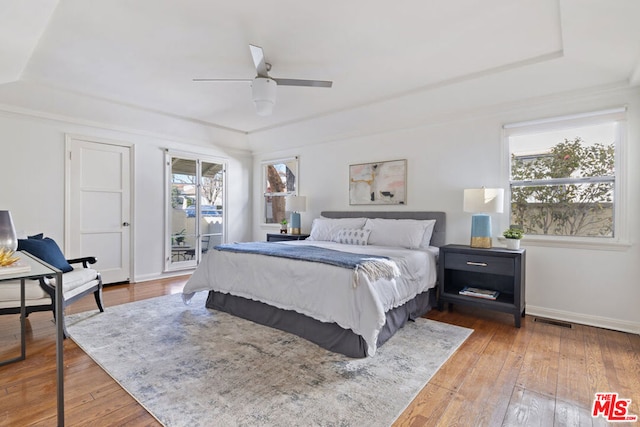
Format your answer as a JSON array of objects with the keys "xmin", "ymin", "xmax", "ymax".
[
  {"xmin": 17, "ymin": 237, "xmax": 73, "ymax": 273},
  {"xmin": 28, "ymin": 233, "xmax": 44, "ymax": 239}
]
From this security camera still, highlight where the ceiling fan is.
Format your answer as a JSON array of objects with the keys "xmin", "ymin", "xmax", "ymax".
[{"xmin": 193, "ymin": 44, "xmax": 332, "ymax": 116}]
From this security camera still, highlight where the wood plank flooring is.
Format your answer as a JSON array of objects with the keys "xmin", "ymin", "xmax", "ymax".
[{"xmin": 1, "ymin": 277, "xmax": 638, "ymax": 426}]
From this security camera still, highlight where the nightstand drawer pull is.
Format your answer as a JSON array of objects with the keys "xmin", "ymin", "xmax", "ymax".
[{"xmin": 466, "ymin": 261, "xmax": 488, "ymax": 267}]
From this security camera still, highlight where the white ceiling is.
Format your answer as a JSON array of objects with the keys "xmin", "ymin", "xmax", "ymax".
[{"xmin": 0, "ymin": 0, "xmax": 639, "ymax": 150}]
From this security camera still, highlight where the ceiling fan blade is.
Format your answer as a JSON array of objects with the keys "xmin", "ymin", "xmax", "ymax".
[
  {"xmin": 192, "ymin": 78, "xmax": 252, "ymax": 82},
  {"xmin": 273, "ymin": 78, "xmax": 333, "ymax": 88},
  {"xmin": 249, "ymin": 44, "xmax": 269, "ymax": 77}
]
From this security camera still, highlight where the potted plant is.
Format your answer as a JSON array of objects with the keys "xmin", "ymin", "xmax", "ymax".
[
  {"xmin": 174, "ymin": 229, "xmax": 186, "ymax": 246},
  {"xmin": 280, "ymin": 219, "xmax": 288, "ymax": 234},
  {"xmin": 503, "ymin": 227, "xmax": 524, "ymax": 250}
]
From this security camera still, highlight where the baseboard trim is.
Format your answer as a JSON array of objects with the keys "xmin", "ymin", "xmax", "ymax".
[
  {"xmin": 527, "ymin": 305, "xmax": 640, "ymax": 335},
  {"xmin": 133, "ymin": 270, "xmax": 193, "ymax": 283}
]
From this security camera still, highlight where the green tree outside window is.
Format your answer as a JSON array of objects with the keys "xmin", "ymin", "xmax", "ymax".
[{"xmin": 510, "ymin": 137, "xmax": 614, "ymax": 237}]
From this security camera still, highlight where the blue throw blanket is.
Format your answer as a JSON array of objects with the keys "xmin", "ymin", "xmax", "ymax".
[{"xmin": 215, "ymin": 242, "xmax": 400, "ymax": 285}]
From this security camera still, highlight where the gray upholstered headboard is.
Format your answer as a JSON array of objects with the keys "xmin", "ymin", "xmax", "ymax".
[{"xmin": 320, "ymin": 211, "xmax": 446, "ymax": 247}]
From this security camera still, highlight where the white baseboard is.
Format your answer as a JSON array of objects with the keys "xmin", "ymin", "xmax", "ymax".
[
  {"xmin": 133, "ymin": 270, "xmax": 193, "ymax": 283},
  {"xmin": 527, "ymin": 305, "xmax": 640, "ymax": 335}
]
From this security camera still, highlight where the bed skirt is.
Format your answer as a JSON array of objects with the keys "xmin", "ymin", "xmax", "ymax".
[{"xmin": 205, "ymin": 288, "xmax": 436, "ymax": 358}]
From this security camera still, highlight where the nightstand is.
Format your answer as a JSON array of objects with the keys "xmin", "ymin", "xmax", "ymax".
[
  {"xmin": 438, "ymin": 244, "xmax": 526, "ymax": 327},
  {"xmin": 266, "ymin": 233, "xmax": 310, "ymax": 242}
]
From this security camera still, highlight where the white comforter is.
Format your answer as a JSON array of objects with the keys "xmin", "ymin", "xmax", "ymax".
[{"xmin": 182, "ymin": 241, "xmax": 438, "ymax": 356}]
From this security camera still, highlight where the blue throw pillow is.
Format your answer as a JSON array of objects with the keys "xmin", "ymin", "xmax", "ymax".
[{"xmin": 17, "ymin": 237, "xmax": 73, "ymax": 273}]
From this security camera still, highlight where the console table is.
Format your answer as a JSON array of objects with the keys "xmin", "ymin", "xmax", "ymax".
[{"xmin": 0, "ymin": 251, "xmax": 65, "ymax": 425}]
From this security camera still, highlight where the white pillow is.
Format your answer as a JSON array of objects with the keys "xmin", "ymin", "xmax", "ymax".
[
  {"xmin": 365, "ymin": 218, "xmax": 431, "ymax": 249},
  {"xmin": 333, "ymin": 228, "xmax": 371, "ymax": 246},
  {"xmin": 420, "ymin": 219, "xmax": 437, "ymax": 248},
  {"xmin": 308, "ymin": 217, "xmax": 367, "ymax": 241}
]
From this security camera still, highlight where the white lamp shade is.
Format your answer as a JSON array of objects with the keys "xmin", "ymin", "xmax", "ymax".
[
  {"xmin": 252, "ymin": 77, "xmax": 276, "ymax": 116},
  {"xmin": 463, "ymin": 188, "xmax": 504, "ymax": 214},
  {"xmin": 286, "ymin": 195, "xmax": 306, "ymax": 212}
]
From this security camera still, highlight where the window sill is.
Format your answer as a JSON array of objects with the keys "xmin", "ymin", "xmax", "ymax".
[
  {"xmin": 497, "ymin": 236, "xmax": 632, "ymax": 252},
  {"xmin": 262, "ymin": 223, "xmax": 282, "ymax": 227}
]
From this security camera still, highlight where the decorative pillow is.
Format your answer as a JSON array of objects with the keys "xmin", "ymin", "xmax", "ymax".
[
  {"xmin": 333, "ymin": 228, "xmax": 371, "ymax": 246},
  {"xmin": 365, "ymin": 218, "xmax": 430, "ymax": 249},
  {"xmin": 28, "ymin": 233, "xmax": 44, "ymax": 240},
  {"xmin": 307, "ymin": 217, "xmax": 367, "ymax": 241},
  {"xmin": 17, "ymin": 237, "xmax": 74, "ymax": 273}
]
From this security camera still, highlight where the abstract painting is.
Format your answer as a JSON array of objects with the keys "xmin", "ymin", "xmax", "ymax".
[{"xmin": 349, "ymin": 159, "xmax": 406, "ymax": 205}]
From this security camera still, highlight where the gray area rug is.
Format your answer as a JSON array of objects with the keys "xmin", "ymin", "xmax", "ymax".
[{"xmin": 66, "ymin": 292, "xmax": 472, "ymax": 427}]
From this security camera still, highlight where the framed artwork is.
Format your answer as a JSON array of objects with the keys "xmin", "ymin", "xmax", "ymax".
[{"xmin": 349, "ymin": 159, "xmax": 407, "ymax": 205}]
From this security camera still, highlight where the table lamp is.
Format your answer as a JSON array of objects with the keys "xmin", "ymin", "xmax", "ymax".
[
  {"xmin": 0, "ymin": 210, "xmax": 18, "ymax": 251},
  {"xmin": 285, "ymin": 196, "xmax": 306, "ymax": 235},
  {"xmin": 463, "ymin": 188, "xmax": 504, "ymax": 248}
]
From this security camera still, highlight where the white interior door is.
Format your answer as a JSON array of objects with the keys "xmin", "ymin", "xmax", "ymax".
[{"xmin": 66, "ymin": 136, "xmax": 131, "ymax": 284}]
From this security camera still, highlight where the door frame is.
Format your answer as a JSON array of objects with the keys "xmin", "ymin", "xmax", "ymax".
[{"xmin": 64, "ymin": 134, "xmax": 135, "ymax": 282}]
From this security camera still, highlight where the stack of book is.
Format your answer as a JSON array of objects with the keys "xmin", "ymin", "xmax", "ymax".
[
  {"xmin": 459, "ymin": 286, "xmax": 499, "ymax": 300},
  {"xmin": 0, "ymin": 261, "xmax": 31, "ymax": 276}
]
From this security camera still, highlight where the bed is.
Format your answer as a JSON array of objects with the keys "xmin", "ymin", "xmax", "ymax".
[{"xmin": 182, "ymin": 211, "xmax": 445, "ymax": 358}]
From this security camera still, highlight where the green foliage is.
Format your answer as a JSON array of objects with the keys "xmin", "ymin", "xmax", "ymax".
[
  {"xmin": 174, "ymin": 228, "xmax": 187, "ymax": 244},
  {"xmin": 511, "ymin": 137, "xmax": 614, "ymax": 237},
  {"xmin": 170, "ymin": 187, "xmax": 183, "ymax": 209},
  {"xmin": 503, "ymin": 228, "xmax": 524, "ymax": 239}
]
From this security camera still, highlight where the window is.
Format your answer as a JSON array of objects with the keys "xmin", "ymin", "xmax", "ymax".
[
  {"xmin": 263, "ymin": 157, "xmax": 298, "ymax": 224},
  {"xmin": 504, "ymin": 108, "xmax": 626, "ymax": 240},
  {"xmin": 165, "ymin": 151, "xmax": 226, "ymax": 271}
]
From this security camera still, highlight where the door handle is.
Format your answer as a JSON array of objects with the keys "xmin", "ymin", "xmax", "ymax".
[{"xmin": 122, "ymin": 222, "xmax": 130, "ymax": 227}]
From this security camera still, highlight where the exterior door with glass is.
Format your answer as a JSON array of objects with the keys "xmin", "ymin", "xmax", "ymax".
[{"xmin": 166, "ymin": 153, "xmax": 225, "ymax": 271}]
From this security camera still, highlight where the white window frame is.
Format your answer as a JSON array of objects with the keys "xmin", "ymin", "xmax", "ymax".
[
  {"xmin": 262, "ymin": 156, "xmax": 299, "ymax": 226},
  {"xmin": 502, "ymin": 107, "xmax": 630, "ymax": 250}
]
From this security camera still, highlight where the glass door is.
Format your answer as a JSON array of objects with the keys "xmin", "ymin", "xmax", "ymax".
[
  {"xmin": 199, "ymin": 161, "xmax": 224, "ymax": 257},
  {"xmin": 166, "ymin": 152, "xmax": 225, "ymax": 271}
]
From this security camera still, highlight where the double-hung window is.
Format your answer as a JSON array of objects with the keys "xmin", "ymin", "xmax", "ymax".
[
  {"xmin": 262, "ymin": 157, "xmax": 298, "ymax": 224},
  {"xmin": 504, "ymin": 108, "xmax": 626, "ymax": 242}
]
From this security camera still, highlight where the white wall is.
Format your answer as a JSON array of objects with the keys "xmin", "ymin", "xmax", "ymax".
[
  {"xmin": 0, "ymin": 109, "xmax": 252, "ymax": 282},
  {"xmin": 252, "ymin": 85, "xmax": 640, "ymax": 334},
  {"xmin": 1, "ymin": 81, "xmax": 636, "ymax": 333}
]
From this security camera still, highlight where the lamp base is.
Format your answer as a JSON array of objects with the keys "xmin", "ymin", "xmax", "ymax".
[
  {"xmin": 469, "ymin": 214, "xmax": 493, "ymax": 249},
  {"xmin": 290, "ymin": 212, "xmax": 301, "ymax": 235},
  {"xmin": 470, "ymin": 236, "xmax": 492, "ymax": 248}
]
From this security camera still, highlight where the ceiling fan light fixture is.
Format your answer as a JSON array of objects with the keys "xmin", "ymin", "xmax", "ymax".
[
  {"xmin": 194, "ymin": 45, "xmax": 331, "ymax": 116},
  {"xmin": 252, "ymin": 77, "xmax": 277, "ymax": 116}
]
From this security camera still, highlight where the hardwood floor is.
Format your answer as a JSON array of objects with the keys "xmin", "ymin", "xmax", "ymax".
[{"xmin": 1, "ymin": 277, "xmax": 638, "ymax": 426}]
